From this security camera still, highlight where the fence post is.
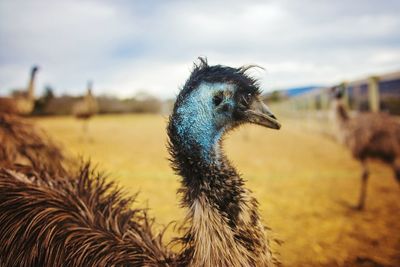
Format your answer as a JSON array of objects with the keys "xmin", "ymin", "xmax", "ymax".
[
  {"xmin": 368, "ymin": 76, "xmax": 380, "ymax": 112},
  {"xmin": 340, "ymin": 82, "xmax": 349, "ymax": 108}
]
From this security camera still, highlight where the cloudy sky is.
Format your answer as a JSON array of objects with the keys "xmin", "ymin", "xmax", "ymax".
[{"xmin": 1, "ymin": 0, "xmax": 399, "ymax": 98}]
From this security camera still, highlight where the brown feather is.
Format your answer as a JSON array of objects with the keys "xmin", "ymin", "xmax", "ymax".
[
  {"xmin": 0, "ymin": 164, "xmax": 175, "ymax": 266},
  {"xmin": 0, "ymin": 113, "xmax": 70, "ymax": 177}
]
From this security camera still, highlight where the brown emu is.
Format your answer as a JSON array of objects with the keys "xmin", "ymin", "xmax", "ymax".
[
  {"xmin": 0, "ymin": 66, "xmax": 39, "ymax": 115},
  {"xmin": 0, "ymin": 59, "xmax": 281, "ymax": 266},
  {"xmin": 73, "ymin": 81, "xmax": 99, "ymax": 135},
  {"xmin": 332, "ymin": 87, "xmax": 400, "ymax": 210}
]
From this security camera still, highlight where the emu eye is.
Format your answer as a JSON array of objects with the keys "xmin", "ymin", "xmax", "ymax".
[
  {"xmin": 242, "ymin": 93, "xmax": 252, "ymax": 105},
  {"xmin": 213, "ymin": 92, "xmax": 223, "ymax": 106}
]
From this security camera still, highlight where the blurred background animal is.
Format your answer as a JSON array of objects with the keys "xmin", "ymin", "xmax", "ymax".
[
  {"xmin": 332, "ymin": 86, "xmax": 400, "ymax": 210},
  {"xmin": 0, "ymin": 66, "xmax": 39, "ymax": 115},
  {"xmin": 73, "ymin": 81, "xmax": 99, "ymax": 139}
]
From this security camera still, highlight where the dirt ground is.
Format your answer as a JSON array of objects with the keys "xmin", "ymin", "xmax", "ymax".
[{"xmin": 35, "ymin": 114, "xmax": 400, "ymax": 267}]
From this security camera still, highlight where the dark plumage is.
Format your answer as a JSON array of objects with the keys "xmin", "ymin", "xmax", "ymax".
[
  {"xmin": 169, "ymin": 58, "xmax": 280, "ymax": 266},
  {"xmin": 0, "ymin": 58, "xmax": 281, "ymax": 266},
  {"xmin": 332, "ymin": 87, "xmax": 400, "ymax": 209},
  {"xmin": 0, "ymin": 164, "xmax": 174, "ymax": 266}
]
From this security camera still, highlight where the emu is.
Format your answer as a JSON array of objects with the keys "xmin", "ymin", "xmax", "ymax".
[
  {"xmin": 0, "ymin": 59, "xmax": 281, "ymax": 266},
  {"xmin": 73, "ymin": 81, "xmax": 99, "ymax": 136},
  {"xmin": 0, "ymin": 66, "xmax": 39, "ymax": 115},
  {"xmin": 332, "ymin": 87, "xmax": 400, "ymax": 210}
]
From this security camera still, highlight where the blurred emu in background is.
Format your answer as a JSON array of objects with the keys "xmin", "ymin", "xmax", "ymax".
[
  {"xmin": 331, "ymin": 85, "xmax": 400, "ymax": 209},
  {"xmin": 73, "ymin": 81, "xmax": 99, "ymax": 139},
  {"xmin": 271, "ymin": 71, "xmax": 400, "ymax": 210},
  {"xmin": 0, "ymin": 66, "xmax": 39, "ymax": 115}
]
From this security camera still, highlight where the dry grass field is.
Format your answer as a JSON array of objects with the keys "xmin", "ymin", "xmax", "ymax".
[{"xmin": 34, "ymin": 114, "xmax": 400, "ymax": 267}]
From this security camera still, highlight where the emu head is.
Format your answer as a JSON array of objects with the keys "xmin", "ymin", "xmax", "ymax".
[
  {"xmin": 170, "ymin": 58, "xmax": 280, "ymax": 159},
  {"xmin": 330, "ymin": 84, "xmax": 345, "ymax": 100},
  {"xmin": 31, "ymin": 66, "xmax": 39, "ymax": 74}
]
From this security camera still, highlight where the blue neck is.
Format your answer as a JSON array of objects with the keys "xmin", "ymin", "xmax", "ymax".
[
  {"xmin": 174, "ymin": 83, "xmax": 227, "ymax": 163},
  {"xmin": 174, "ymin": 114, "xmax": 224, "ymax": 163}
]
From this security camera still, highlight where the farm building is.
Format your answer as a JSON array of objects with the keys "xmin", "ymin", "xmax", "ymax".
[{"xmin": 286, "ymin": 71, "xmax": 400, "ymax": 115}]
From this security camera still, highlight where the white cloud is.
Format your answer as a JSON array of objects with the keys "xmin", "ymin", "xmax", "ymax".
[{"xmin": 1, "ymin": 0, "xmax": 399, "ymax": 98}]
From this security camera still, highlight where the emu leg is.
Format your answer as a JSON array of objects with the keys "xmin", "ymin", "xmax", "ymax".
[
  {"xmin": 81, "ymin": 120, "xmax": 90, "ymax": 141},
  {"xmin": 356, "ymin": 161, "xmax": 369, "ymax": 210},
  {"xmin": 82, "ymin": 120, "xmax": 88, "ymax": 133}
]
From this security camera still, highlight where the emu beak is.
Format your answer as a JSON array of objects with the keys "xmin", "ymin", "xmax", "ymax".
[{"xmin": 245, "ymin": 98, "xmax": 281, "ymax": 130}]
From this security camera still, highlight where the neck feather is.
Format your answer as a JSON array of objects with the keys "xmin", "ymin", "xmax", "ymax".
[
  {"xmin": 27, "ymin": 70, "xmax": 36, "ymax": 99},
  {"xmin": 168, "ymin": 118, "xmax": 275, "ymax": 266},
  {"xmin": 334, "ymin": 100, "xmax": 349, "ymax": 124}
]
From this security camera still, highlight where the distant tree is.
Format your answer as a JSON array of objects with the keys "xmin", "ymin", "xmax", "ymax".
[
  {"xmin": 264, "ymin": 90, "xmax": 283, "ymax": 102},
  {"xmin": 33, "ymin": 86, "xmax": 56, "ymax": 115},
  {"xmin": 43, "ymin": 87, "xmax": 55, "ymax": 101}
]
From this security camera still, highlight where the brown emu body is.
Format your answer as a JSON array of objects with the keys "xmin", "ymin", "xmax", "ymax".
[
  {"xmin": 0, "ymin": 98, "xmax": 19, "ymax": 114},
  {"xmin": 0, "ymin": 113, "xmax": 69, "ymax": 177},
  {"xmin": 73, "ymin": 86, "xmax": 99, "ymax": 136},
  {"xmin": 0, "ymin": 66, "xmax": 38, "ymax": 115},
  {"xmin": 0, "ymin": 165, "xmax": 174, "ymax": 266},
  {"xmin": 334, "ymin": 100, "xmax": 400, "ymax": 209},
  {"xmin": 0, "ymin": 114, "xmax": 173, "ymax": 266},
  {"xmin": 73, "ymin": 87, "xmax": 98, "ymax": 120}
]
